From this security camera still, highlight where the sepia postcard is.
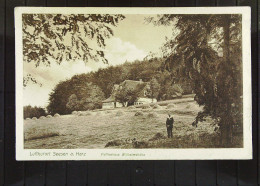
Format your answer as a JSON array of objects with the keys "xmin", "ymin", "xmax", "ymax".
[{"xmin": 15, "ymin": 7, "xmax": 252, "ymax": 160}]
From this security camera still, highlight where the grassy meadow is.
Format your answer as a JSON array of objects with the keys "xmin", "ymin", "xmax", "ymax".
[{"xmin": 24, "ymin": 98, "xmax": 242, "ymax": 149}]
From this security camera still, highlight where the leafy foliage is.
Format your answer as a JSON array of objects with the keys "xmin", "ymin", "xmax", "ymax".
[
  {"xmin": 22, "ymin": 14, "xmax": 125, "ymax": 87},
  {"xmin": 79, "ymin": 83, "xmax": 105, "ymax": 110},
  {"xmin": 22, "ymin": 14, "xmax": 125, "ymax": 66},
  {"xmin": 66, "ymin": 94, "xmax": 79, "ymax": 111},
  {"xmin": 24, "ymin": 105, "xmax": 47, "ymax": 119},
  {"xmin": 150, "ymin": 14, "xmax": 242, "ymax": 144},
  {"xmin": 47, "ymin": 57, "xmax": 192, "ymax": 114},
  {"xmin": 147, "ymin": 77, "xmax": 160, "ymax": 101},
  {"xmin": 48, "ymin": 81, "xmax": 104, "ymax": 114},
  {"xmin": 115, "ymin": 88, "xmax": 138, "ymax": 106}
]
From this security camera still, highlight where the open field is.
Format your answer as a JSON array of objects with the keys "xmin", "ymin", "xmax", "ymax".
[{"xmin": 24, "ymin": 98, "xmax": 242, "ymax": 149}]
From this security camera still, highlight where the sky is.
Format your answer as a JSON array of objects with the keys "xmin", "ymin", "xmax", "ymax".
[{"xmin": 23, "ymin": 14, "xmax": 173, "ymax": 107}]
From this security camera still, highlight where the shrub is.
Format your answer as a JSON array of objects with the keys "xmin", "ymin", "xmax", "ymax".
[
  {"xmin": 46, "ymin": 115, "xmax": 52, "ymax": 118},
  {"xmin": 32, "ymin": 117, "xmax": 37, "ymax": 120},
  {"xmin": 39, "ymin": 116, "xmax": 46, "ymax": 119}
]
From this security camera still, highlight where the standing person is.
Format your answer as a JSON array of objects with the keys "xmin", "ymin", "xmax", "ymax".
[{"xmin": 166, "ymin": 114, "xmax": 174, "ymax": 138}]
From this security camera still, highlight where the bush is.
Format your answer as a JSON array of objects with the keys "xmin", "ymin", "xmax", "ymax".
[
  {"xmin": 39, "ymin": 116, "xmax": 46, "ymax": 119},
  {"xmin": 24, "ymin": 105, "xmax": 47, "ymax": 119},
  {"xmin": 46, "ymin": 115, "xmax": 52, "ymax": 118},
  {"xmin": 32, "ymin": 117, "xmax": 37, "ymax": 120}
]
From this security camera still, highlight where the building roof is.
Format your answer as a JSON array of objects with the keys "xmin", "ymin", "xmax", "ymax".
[
  {"xmin": 102, "ymin": 80, "xmax": 149, "ymax": 103},
  {"xmin": 102, "ymin": 84, "xmax": 118, "ymax": 103},
  {"xmin": 120, "ymin": 80, "xmax": 146, "ymax": 90},
  {"xmin": 102, "ymin": 96, "xmax": 115, "ymax": 103}
]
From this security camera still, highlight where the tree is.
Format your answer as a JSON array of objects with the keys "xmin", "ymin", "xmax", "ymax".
[
  {"xmin": 48, "ymin": 80, "xmax": 105, "ymax": 114},
  {"xmin": 46, "ymin": 55, "xmax": 189, "ymax": 113},
  {"xmin": 24, "ymin": 105, "xmax": 47, "ymax": 119},
  {"xmin": 148, "ymin": 77, "xmax": 160, "ymax": 102},
  {"xmin": 150, "ymin": 14, "xmax": 242, "ymax": 145},
  {"xmin": 66, "ymin": 94, "xmax": 80, "ymax": 111},
  {"xmin": 168, "ymin": 84, "xmax": 183, "ymax": 98},
  {"xmin": 115, "ymin": 88, "xmax": 138, "ymax": 107},
  {"xmin": 79, "ymin": 83, "xmax": 105, "ymax": 110},
  {"xmin": 22, "ymin": 14, "xmax": 125, "ymax": 86},
  {"xmin": 47, "ymin": 80, "xmax": 73, "ymax": 115}
]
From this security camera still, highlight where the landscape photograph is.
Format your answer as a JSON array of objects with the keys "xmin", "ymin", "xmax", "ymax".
[{"xmin": 21, "ymin": 11, "xmax": 244, "ymax": 149}]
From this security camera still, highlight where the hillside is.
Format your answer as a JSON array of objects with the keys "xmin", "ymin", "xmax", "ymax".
[{"xmin": 46, "ymin": 57, "xmax": 192, "ymax": 115}]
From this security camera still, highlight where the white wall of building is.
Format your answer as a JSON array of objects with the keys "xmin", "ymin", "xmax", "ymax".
[
  {"xmin": 102, "ymin": 102, "xmax": 125, "ymax": 109},
  {"xmin": 134, "ymin": 97, "xmax": 157, "ymax": 105},
  {"xmin": 102, "ymin": 102, "xmax": 114, "ymax": 109},
  {"xmin": 115, "ymin": 102, "xmax": 124, "ymax": 107}
]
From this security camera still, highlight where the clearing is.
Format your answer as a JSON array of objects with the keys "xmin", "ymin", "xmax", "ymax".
[{"xmin": 24, "ymin": 97, "xmax": 242, "ymax": 149}]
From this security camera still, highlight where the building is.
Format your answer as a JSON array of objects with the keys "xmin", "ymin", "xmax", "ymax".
[
  {"xmin": 102, "ymin": 84, "xmax": 124, "ymax": 109},
  {"xmin": 102, "ymin": 79, "xmax": 156, "ymax": 109}
]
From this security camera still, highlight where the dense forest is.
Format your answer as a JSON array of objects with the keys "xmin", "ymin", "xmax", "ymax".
[{"xmin": 46, "ymin": 57, "xmax": 192, "ymax": 115}]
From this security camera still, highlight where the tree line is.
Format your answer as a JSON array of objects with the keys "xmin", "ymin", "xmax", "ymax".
[{"xmin": 46, "ymin": 57, "xmax": 191, "ymax": 115}]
